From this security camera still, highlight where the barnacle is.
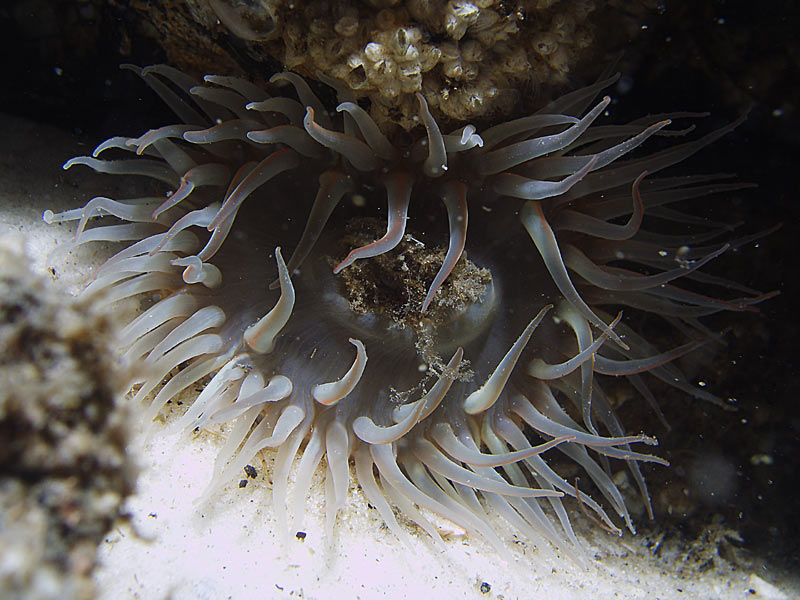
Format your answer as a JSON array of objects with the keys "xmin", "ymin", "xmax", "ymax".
[{"xmin": 45, "ymin": 64, "xmax": 771, "ymax": 561}]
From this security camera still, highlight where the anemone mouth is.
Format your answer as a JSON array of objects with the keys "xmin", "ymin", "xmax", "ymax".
[{"xmin": 46, "ymin": 63, "xmax": 773, "ymax": 560}]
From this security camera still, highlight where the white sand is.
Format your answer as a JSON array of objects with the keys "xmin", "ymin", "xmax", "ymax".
[{"xmin": 2, "ymin": 113, "xmax": 794, "ymax": 600}]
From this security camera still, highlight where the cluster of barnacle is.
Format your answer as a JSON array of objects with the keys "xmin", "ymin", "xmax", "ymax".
[{"xmin": 201, "ymin": 0, "xmax": 597, "ymax": 129}]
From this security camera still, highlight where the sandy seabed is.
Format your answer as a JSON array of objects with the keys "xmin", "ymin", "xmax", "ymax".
[{"xmin": 1, "ymin": 112, "xmax": 796, "ymax": 600}]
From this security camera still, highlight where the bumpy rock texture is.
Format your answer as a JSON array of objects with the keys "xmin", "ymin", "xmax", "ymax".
[
  {"xmin": 125, "ymin": 0, "xmax": 652, "ymax": 129},
  {"xmin": 0, "ymin": 238, "xmax": 135, "ymax": 600}
]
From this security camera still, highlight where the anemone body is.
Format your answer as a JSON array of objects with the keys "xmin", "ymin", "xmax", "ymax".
[{"xmin": 47, "ymin": 64, "xmax": 769, "ymax": 560}]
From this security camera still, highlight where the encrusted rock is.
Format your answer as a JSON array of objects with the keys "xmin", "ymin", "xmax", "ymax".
[
  {"xmin": 0, "ymin": 236, "xmax": 135, "ymax": 600},
  {"xmin": 124, "ymin": 0, "xmax": 650, "ymax": 130}
]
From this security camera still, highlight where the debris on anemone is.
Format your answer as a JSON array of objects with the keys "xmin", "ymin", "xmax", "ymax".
[{"xmin": 45, "ymin": 64, "xmax": 772, "ymax": 562}]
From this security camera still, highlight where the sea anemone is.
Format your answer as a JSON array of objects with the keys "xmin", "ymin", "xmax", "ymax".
[{"xmin": 45, "ymin": 64, "xmax": 770, "ymax": 561}]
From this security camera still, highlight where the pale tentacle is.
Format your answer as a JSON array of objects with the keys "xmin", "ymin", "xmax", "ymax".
[
  {"xmin": 311, "ymin": 338, "xmax": 367, "ymax": 406},
  {"xmin": 553, "ymin": 170, "xmax": 646, "ymax": 239},
  {"xmin": 246, "ymin": 124, "xmax": 325, "ymax": 158},
  {"xmin": 243, "ymin": 247, "xmax": 295, "ymax": 354},
  {"xmin": 333, "ymin": 171, "xmax": 414, "ymax": 273},
  {"xmin": 431, "ymin": 422, "xmax": 574, "ymax": 468},
  {"xmin": 208, "ymin": 375, "xmax": 293, "ymax": 423},
  {"xmin": 270, "ymin": 72, "xmax": 331, "ymax": 127},
  {"xmin": 521, "ymin": 200, "xmax": 629, "ymax": 349},
  {"xmin": 392, "ymin": 347, "xmax": 464, "ymax": 423},
  {"xmin": 303, "ymin": 107, "xmax": 379, "ymax": 171},
  {"xmin": 208, "ymin": 149, "xmax": 300, "ymax": 231},
  {"xmin": 480, "ymin": 96, "xmax": 610, "ymax": 175},
  {"xmin": 128, "ymin": 124, "xmax": 202, "ymax": 154},
  {"xmin": 63, "ymin": 156, "xmax": 180, "ymax": 186},
  {"xmin": 463, "ymin": 305, "xmax": 552, "ymax": 415},
  {"xmin": 422, "ymin": 180, "xmax": 468, "ymax": 313},
  {"xmin": 336, "ymin": 102, "xmax": 398, "ymax": 160},
  {"xmin": 528, "ymin": 312, "xmax": 622, "ymax": 380},
  {"xmin": 279, "ymin": 170, "xmax": 354, "ymax": 285},
  {"xmin": 183, "ymin": 119, "xmax": 264, "ymax": 143},
  {"xmin": 411, "ymin": 439, "xmax": 565, "ymax": 499},
  {"xmin": 416, "ymin": 92, "xmax": 448, "ymax": 177},
  {"xmin": 492, "ymin": 154, "xmax": 599, "ymax": 200},
  {"xmin": 352, "ymin": 398, "xmax": 427, "ymax": 445}
]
